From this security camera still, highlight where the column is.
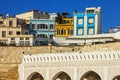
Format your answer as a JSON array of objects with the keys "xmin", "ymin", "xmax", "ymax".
[
  {"xmin": 74, "ymin": 16, "xmax": 77, "ymax": 36},
  {"xmin": 74, "ymin": 68, "xmax": 77, "ymax": 80},
  {"xmin": 104, "ymin": 66, "xmax": 108, "ymax": 80},
  {"xmin": 46, "ymin": 68, "xmax": 49, "ymax": 80},
  {"xmin": 84, "ymin": 15, "xmax": 87, "ymax": 35},
  {"xmin": 95, "ymin": 15, "xmax": 98, "ymax": 34}
]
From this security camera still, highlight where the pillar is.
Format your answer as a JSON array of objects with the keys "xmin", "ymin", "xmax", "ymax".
[{"xmin": 74, "ymin": 68, "xmax": 77, "ymax": 80}]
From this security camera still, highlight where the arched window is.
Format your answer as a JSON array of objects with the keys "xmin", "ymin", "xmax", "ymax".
[
  {"xmin": 50, "ymin": 24, "xmax": 54, "ymax": 29},
  {"xmin": 27, "ymin": 72, "xmax": 44, "ymax": 80},
  {"xmin": 80, "ymin": 71, "xmax": 101, "ymax": 80},
  {"xmin": 45, "ymin": 24, "xmax": 48, "ymax": 29},
  {"xmin": 57, "ymin": 29, "xmax": 60, "ymax": 35},
  {"xmin": 50, "ymin": 34, "xmax": 53, "ymax": 39},
  {"xmin": 61, "ymin": 29, "xmax": 66, "ymax": 35},
  {"xmin": 112, "ymin": 75, "xmax": 120, "ymax": 80},
  {"xmin": 52, "ymin": 71, "xmax": 71, "ymax": 80}
]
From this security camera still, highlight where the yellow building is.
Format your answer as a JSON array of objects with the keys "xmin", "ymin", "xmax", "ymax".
[{"xmin": 55, "ymin": 12, "xmax": 73, "ymax": 37}]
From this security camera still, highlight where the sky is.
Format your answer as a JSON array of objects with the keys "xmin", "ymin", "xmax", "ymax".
[{"xmin": 0, "ymin": 0, "xmax": 120, "ymax": 33}]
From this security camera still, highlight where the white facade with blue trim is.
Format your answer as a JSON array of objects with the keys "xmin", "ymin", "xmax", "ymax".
[
  {"xmin": 30, "ymin": 13, "xmax": 57, "ymax": 45},
  {"xmin": 73, "ymin": 7, "xmax": 101, "ymax": 36}
]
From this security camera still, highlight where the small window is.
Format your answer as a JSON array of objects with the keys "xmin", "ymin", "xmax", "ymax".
[
  {"xmin": 9, "ymin": 31, "xmax": 13, "ymax": 35},
  {"xmin": 16, "ymin": 31, "xmax": 20, "ymax": 35},
  {"xmin": 20, "ymin": 38, "xmax": 24, "ymax": 40},
  {"xmin": 32, "ymin": 24, "xmax": 35, "ymax": 29},
  {"xmin": 50, "ymin": 24, "xmax": 54, "ymax": 29},
  {"xmin": 78, "ymin": 18, "xmax": 83, "ymax": 24},
  {"xmin": 57, "ymin": 29, "xmax": 60, "ymax": 35},
  {"xmin": 26, "ymin": 38, "xmax": 29, "ymax": 40},
  {"xmin": 50, "ymin": 34, "xmax": 53, "ymax": 39},
  {"xmin": 9, "ymin": 20, "xmax": 13, "ymax": 27},
  {"xmin": 2, "ymin": 31, "xmax": 6, "ymax": 37},
  {"xmin": 11, "ymin": 38, "xmax": 15, "ymax": 40},
  {"xmin": 61, "ymin": 29, "xmax": 66, "ymax": 35}
]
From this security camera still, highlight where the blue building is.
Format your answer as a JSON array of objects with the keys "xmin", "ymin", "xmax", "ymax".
[
  {"xmin": 73, "ymin": 7, "xmax": 101, "ymax": 36},
  {"xmin": 30, "ymin": 13, "xmax": 57, "ymax": 45}
]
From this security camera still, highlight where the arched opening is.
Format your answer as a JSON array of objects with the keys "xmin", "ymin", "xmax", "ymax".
[
  {"xmin": 112, "ymin": 75, "xmax": 120, "ymax": 80},
  {"xmin": 27, "ymin": 72, "xmax": 44, "ymax": 80},
  {"xmin": 52, "ymin": 71, "xmax": 71, "ymax": 80},
  {"xmin": 80, "ymin": 71, "xmax": 101, "ymax": 80}
]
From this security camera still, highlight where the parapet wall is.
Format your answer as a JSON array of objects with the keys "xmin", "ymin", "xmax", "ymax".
[{"xmin": 0, "ymin": 42, "xmax": 120, "ymax": 64}]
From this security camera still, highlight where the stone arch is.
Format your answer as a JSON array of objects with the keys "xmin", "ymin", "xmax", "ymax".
[
  {"xmin": 112, "ymin": 75, "xmax": 120, "ymax": 80},
  {"xmin": 27, "ymin": 72, "xmax": 44, "ymax": 80},
  {"xmin": 52, "ymin": 71, "xmax": 71, "ymax": 80},
  {"xmin": 80, "ymin": 70, "xmax": 101, "ymax": 80}
]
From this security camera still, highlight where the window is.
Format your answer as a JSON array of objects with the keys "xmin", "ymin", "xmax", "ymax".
[
  {"xmin": 32, "ymin": 24, "xmax": 35, "ymax": 29},
  {"xmin": 87, "ymin": 10, "xmax": 94, "ymax": 14},
  {"xmin": 68, "ymin": 29, "xmax": 73, "ymax": 35},
  {"xmin": 45, "ymin": 24, "xmax": 48, "ymax": 29},
  {"xmin": 88, "ymin": 18, "xmax": 94, "ymax": 24},
  {"xmin": 40, "ymin": 34, "xmax": 48, "ymax": 39},
  {"xmin": 26, "ymin": 38, "xmax": 29, "ymax": 40},
  {"xmin": 25, "ymin": 41, "xmax": 30, "ymax": 46},
  {"xmin": 11, "ymin": 38, "xmax": 15, "ymax": 40},
  {"xmin": 0, "ymin": 21, "xmax": 3, "ymax": 25},
  {"xmin": 57, "ymin": 29, "xmax": 60, "ymax": 35},
  {"xmin": 78, "ymin": 28, "xmax": 83, "ymax": 35},
  {"xmin": 88, "ymin": 28, "xmax": 94, "ymax": 35},
  {"xmin": 2, "ymin": 31, "xmax": 6, "ymax": 37},
  {"xmin": 20, "ymin": 41, "xmax": 24, "ymax": 46},
  {"xmin": 20, "ymin": 38, "xmax": 24, "ymax": 40},
  {"xmin": 9, "ymin": 31, "xmax": 13, "ymax": 35},
  {"xmin": 50, "ymin": 34, "xmax": 53, "ymax": 39},
  {"xmin": 9, "ymin": 20, "xmax": 13, "ymax": 27},
  {"xmin": 61, "ymin": 29, "xmax": 66, "ymax": 35},
  {"xmin": 16, "ymin": 31, "xmax": 20, "ymax": 35},
  {"xmin": 78, "ymin": 18, "xmax": 83, "ymax": 24},
  {"xmin": 50, "ymin": 24, "xmax": 54, "ymax": 29}
]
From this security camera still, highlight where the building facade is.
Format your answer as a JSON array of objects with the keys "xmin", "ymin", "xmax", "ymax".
[
  {"xmin": 7, "ymin": 35, "xmax": 33, "ymax": 46},
  {"xmin": 19, "ymin": 50, "xmax": 120, "ymax": 80},
  {"xmin": 55, "ymin": 12, "xmax": 73, "ymax": 37},
  {"xmin": 30, "ymin": 13, "xmax": 57, "ymax": 45},
  {"xmin": 16, "ymin": 10, "xmax": 50, "ymax": 20},
  {"xmin": 73, "ymin": 7, "xmax": 101, "ymax": 36},
  {"xmin": 0, "ymin": 14, "xmax": 33, "ymax": 46}
]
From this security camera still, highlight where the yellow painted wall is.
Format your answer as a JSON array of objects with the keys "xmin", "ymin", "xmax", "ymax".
[{"xmin": 55, "ymin": 17, "xmax": 73, "ymax": 37}]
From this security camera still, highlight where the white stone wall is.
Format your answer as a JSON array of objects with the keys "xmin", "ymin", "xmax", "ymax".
[{"xmin": 19, "ymin": 50, "xmax": 120, "ymax": 80}]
